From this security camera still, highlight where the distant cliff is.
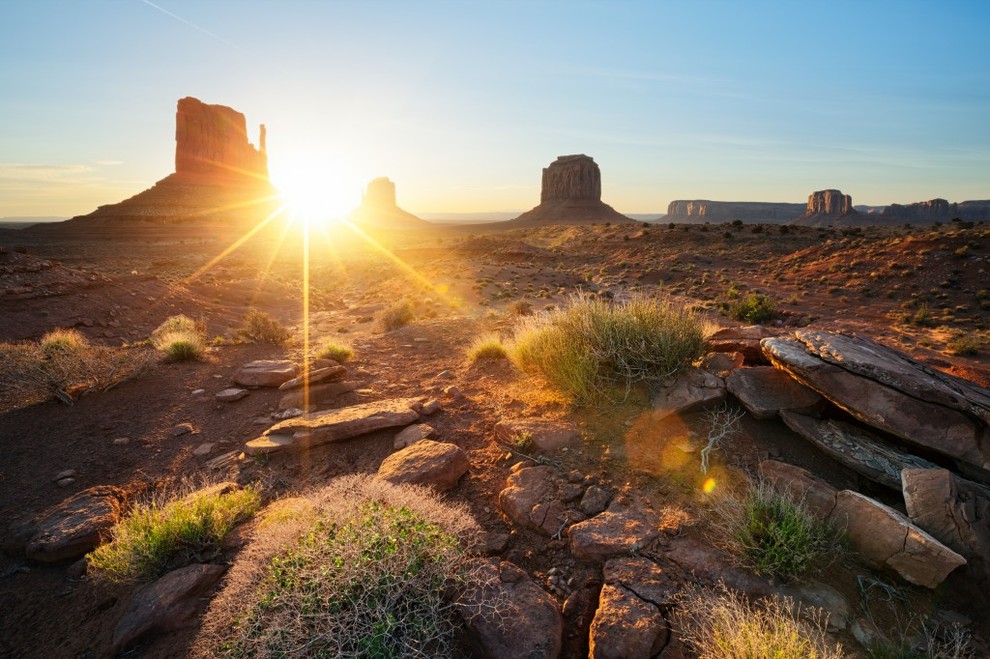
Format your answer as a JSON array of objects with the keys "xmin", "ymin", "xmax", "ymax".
[
  {"xmin": 882, "ymin": 198, "xmax": 990, "ymax": 223},
  {"xmin": 664, "ymin": 200, "xmax": 805, "ymax": 224}
]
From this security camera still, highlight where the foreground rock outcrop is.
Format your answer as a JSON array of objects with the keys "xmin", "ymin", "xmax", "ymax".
[{"xmin": 504, "ymin": 155, "xmax": 632, "ymax": 226}]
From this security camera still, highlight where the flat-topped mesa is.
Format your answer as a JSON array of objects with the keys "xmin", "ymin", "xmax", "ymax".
[
  {"xmin": 541, "ymin": 154, "xmax": 601, "ymax": 203},
  {"xmin": 363, "ymin": 177, "xmax": 397, "ymax": 208},
  {"xmin": 175, "ymin": 97, "xmax": 268, "ymax": 181},
  {"xmin": 349, "ymin": 177, "xmax": 428, "ymax": 229},
  {"xmin": 665, "ymin": 200, "xmax": 806, "ymax": 224},
  {"xmin": 792, "ymin": 189, "xmax": 859, "ymax": 226}
]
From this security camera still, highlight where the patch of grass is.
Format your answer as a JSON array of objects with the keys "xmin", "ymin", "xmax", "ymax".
[
  {"xmin": 314, "ymin": 339, "xmax": 354, "ymax": 363},
  {"xmin": 239, "ymin": 309, "xmax": 290, "ymax": 344},
  {"xmin": 467, "ymin": 333, "xmax": 509, "ymax": 362},
  {"xmin": 946, "ymin": 333, "xmax": 980, "ymax": 356},
  {"xmin": 88, "ymin": 483, "xmax": 260, "ymax": 583},
  {"xmin": 39, "ymin": 328, "xmax": 88, "ymax": 358},
  {"xmin": 675, "ymin": 585, "xmax": 844, "ymax": 659},
  {"xmin": 708, "ymin": 478, "xmax": 842, "ymax": 581},
  {"xmin": 151, "ymin": 315, "xmax": 206, "ymax": 361},
  {"xmin": 728, "ymin": 292, "xmax": 778, "ymax": 324},
  {"xmin": 195, "ymin": 475, "xmax": 487, "ymax": 658},
  {"xmin": 377, "ymin": 300, "xmax": 415, "ymax": 332},
  {"xmin": 508, "ymin": 294, "xmax": 710, "ymax": 404}
]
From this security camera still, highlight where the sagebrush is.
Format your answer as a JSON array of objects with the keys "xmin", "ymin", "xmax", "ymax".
[{"xmin": 239, "ymin": 310, "xmax": 290, "ymax": 344}]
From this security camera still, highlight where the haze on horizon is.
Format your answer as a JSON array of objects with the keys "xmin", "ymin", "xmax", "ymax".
[{"xmin": 1, "ymin": 0, "xmax": 988, "ymax": 219}]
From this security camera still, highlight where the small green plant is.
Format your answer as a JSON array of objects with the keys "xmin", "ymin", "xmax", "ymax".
[
  {"xmin": 151, "ymin": 315, "xmax": 206, "ymax": 361},
  {"xmin": 467, "ymin": 333, "xmax": 509, "ymax": 362},
  {"xmin": 39, "ymin": 328, "xmax": 88, "ymax": 358},
  {"xmin": 377, "ymin": 300, "xmax": 415, "ymax": 332},
  {"xmin": 314, "ymin": 339, "xmax": 354, "ymax": 363},
  {"xmin": 239, "ymin": 309, "xmax": 290, "ymax": 344},
  {"xmin": 675, "ymin": 585, "xmax": 844, "ymax": 659},
  {"xmin": 728, "ymin": 293, "xmax": 777, "ymax": 324},
  {"xmin": 89, "ymin": 483, "xmax": 260, "ymax": 583},
  {"xmin": 708, "ymin": 478, "xmax": 842, "ymax": 581}
]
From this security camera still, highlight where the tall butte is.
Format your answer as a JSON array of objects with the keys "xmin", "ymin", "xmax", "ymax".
[
  {"xmin": 502, "ymin": 155, "xmax": 632, "ymax": 226},
  {"xmin": 792, "ymin": 189, "xmax": 859, "ymax": 226},
  {"xmin": 348, "ymin": 177, "xmax": 428, "ymax": 229},
  {"xmin": 60, "ymin": 97, "xmax": 277, "ymax": 229}
]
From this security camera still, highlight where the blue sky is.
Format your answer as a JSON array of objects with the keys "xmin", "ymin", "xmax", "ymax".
[{"xmin": 1, "ymin": 0, "xmax": 988, "ymax": 217}]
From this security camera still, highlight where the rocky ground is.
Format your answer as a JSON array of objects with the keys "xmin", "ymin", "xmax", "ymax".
[{"xmin": 0, "ymin": 219, "xmax": 988, "ymax": 658}]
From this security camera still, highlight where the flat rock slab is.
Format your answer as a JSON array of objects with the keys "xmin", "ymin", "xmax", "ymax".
[
  {"xmin": 495, "ymin": 419, "xmax": 579, "ymax": 453},
  {"xmin": 277, "ymin": 365, "xmax": 347, "ymax": 391},
  {"xmin": 232, "ymin": 359, "xmax": 299, "ymax": 388},
  {"xmin": 215, "ymin": 388, "xmax": 248, "ymax": 403},
  {"xmin": 277, "ymin": 380, "xmax": 359, "ymax": 411},
  {"xmin": 590, "ymin": 582, "xmax": 668, "ymax": 659},
  {"xmin": 456, "ymin": 560, "xmax": 562, "ymax": 659},
  {"xmin": 111, "ymin": 563, "xmax": 226, "ymax": 655},
  {"xmin": 760, "ymin": 459, "xmax": 839, "ymax": 519},
  {"xmin": 569, "ymin": 490, "xmax": 659, "ymax": 561},
  {"xmin": 499, "ymin": 465, "xmax": 569, "ymax": 537},
  {"xmin": 651, "ymin": 368, "xmax": 725, "ymax": 421},
  {"xmin": 780, "ymin": 411, "xmax": 938, "ymax": 490},
  {"xmin": 665, "ymin": 536, "xmax": 772, "ymax": 597},
  {"xmin": 377, "ymin": 440, "xmax": 469, "ymax": 491},
  {"xmin": 764, "ymin": 332, "xmax": 990, "ymax": 471},
  {"xmin": 245, "ymin": 398, "xmax": 420, "ymax": 456},
  {"xmin": 830, "ymin": 490, "xmax": 966, "ymax": 588},
  {"xmin": 393, "ymin": 423, "xmax": 436, "ymax": 449},
  {"xmin": 902, "ymin": 467, "xmax": 990, "ymax": 568},
  {"xmin": 19, "ymin": 485, "xmax": 126, "ymax": 562},
  {"xmin": 725, "ymin": 366, "xmax": 824, "ymax": 419}
]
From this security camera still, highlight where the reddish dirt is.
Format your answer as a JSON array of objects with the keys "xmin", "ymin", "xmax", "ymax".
[{"xmin": 1, "ymin": 219, "xmax": 988, "ymax": 657}]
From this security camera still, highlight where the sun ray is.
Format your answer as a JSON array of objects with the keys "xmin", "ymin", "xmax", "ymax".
[{"xmin": 182, "ymin": 202, "xmax": 289, "ymax": 285}]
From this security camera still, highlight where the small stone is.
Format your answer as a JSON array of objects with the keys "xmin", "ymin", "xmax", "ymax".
[
  {"xmin": 56, "ymin": 478, "xmax": 76, "ymax": 488},
  {"xmin": 216, "ymin": 388, "xmax": 249, "ymax": 403},
  {"xmin": 273, "ymin": 408, "xmax": 304, "ymax": 420},
  {"xmin": 443, "ymin": 385, "xmax": 462, "ymax": 399},
  {"xmin": 579, "ymin": 485, "xmax": 612, "ymax": 516},
  {"xmin": 393, "ymin": 424, "xmax": 436, "ymax": 449},
  {"xmin": 192, "ymin": 443, "xmax": 215, "ymax": 457},
  {"xmin": 172, "ymin": 423, "xmax": 195, "ymax": 437},
  {"xmin": 112, "ymin": 437, "xmax": 130, "ymax": 446},
  {"xmin": 191, "ymin": 388, "xmax": 206, "ymax": 396},
  {"xmin": 52, "ymin": 469, "xmax": 76, "ymax": 482},
  {"xmin": 420, "ymin": 399, "xmax": 441, "ymax": 415}
]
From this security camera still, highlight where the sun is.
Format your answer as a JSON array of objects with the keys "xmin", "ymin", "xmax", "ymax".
[{"xmin": 273, "ymin": 161, "xmax": 359, "ymax": 227}]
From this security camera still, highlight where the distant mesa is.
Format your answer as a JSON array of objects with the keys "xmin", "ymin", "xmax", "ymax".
[
  {"xmin": 52, "ymin": 97, "xmax": 276, "ymax": 230},
  {"xmin": 881, "ymin": 198, "xmax": 990, "ymax": 223},
  {"xmin": 664, "ymin": 200, "xmax": 805, "ymax": 224},
  {"xmin": 792, "ymin": 189, "xmax": 858, "ymax": 227},
  {"xmin": 501, "ymin": 155, "xmax": 633, "ymax": 227},
  {"xmin": 348, "ymin": 177, "xmax": 429, "ymax": 229}
]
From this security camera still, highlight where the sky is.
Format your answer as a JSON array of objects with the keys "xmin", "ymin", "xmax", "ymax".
[{"xmin": 1, "ymin": 0, "xmax": 989, "ymax": 218}]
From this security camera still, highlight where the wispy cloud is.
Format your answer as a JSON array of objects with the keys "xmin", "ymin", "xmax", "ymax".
[{"xmin": 93, "ymin": 159, "xmax": 123, "ymax": 166}]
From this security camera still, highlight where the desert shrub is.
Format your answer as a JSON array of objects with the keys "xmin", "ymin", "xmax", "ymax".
[
  {"xmin": 675, "ymin": 585, "xmax": 844, "ymax": 659},
  {"xmin": 39, "ymin": 328, "xmax": 88, "ymax": 358},
  {"xmin": 729, "ymin": 293, "xmax": 777, "ymax": 324},
  {"xmin": 151, "ymin": 315, "xmax": 206, "ymax": 361},
  {"xmin": 508, "ymin": 294, "xmax": 710, "ymax": 403},
  {"xmin": 314, "ymin": 339, "xmax": 354, "ymax": 363},
  {"xmin": 239, "ymin": 309, "xmax": 290, "ymax": 344},
  {"xmin": 89, "ymin": 483, "xmax": 260, "ymax": 583},
  {"xmin": 467, "ymin": 333, "xmax": 509, "ymax": 362},
  {"xmin": 708, "ymin": 478, "xmax": 842, "ymax": 581},
  {"xmin": 947, "ymin": 334, "xmax": 980, "ymax": 356},
  {"xmin": 510, "ymin": 299, "xmax": 534, "ymax": 316},
  {"xmin": 194, "ymin": 475, "xmax": 487, "ymax": 658},
  {"xmin": 377, "ymin": 300, "xmax": 415, "ymax": 332}
]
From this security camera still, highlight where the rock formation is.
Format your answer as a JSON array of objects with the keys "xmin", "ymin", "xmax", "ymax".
[
  {"xmin": 50, "ymin": 97, "xmax": 277, "ymax": 230},
  {"xmin": 664, "ymin": 200, "xmax": 805, "ymax": 224},
  {"xmin": 348, "ymin": 177, "xmax": 429, "ymax": 229},
  {"xmin": 882, "ymin": 198, "xmax": 990, "ymax": 223},
  {"xmin": 792, "ymin": 189, "xmax": 858, "ymax": 226},
  {"xmin": 502, "ymin": 155, "xmax": 633, "ymax": 226}
]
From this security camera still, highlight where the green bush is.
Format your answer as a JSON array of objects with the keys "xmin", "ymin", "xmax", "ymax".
[
  {"xmin": 314, "ymin": 339, "xmax": 354, "ymax": 363},
  {"xmin": 377, "ymin": 301, "xmax": 415, "ymax": 332},
  {"xmin": 675, "ymin": 585, "xmax": 844, "ymax": 659},
  {"xmin": 467, "ymin": 333, "xmax": 509, "ymax": 362},
  {"xmin": 508, "ymin": 294, "xmax": 710, "ymax": 403},
  {"xmin": 708, "ymin": 478, "xmax": 842, "ymax": 581},
  {"xmin": 195, "ymin": 475, "xmax": 485, "ymax": 658},
  {"xmin": 729, "ymin": 293, "xmax": 777, "ymax": 324},
  {"xmin": 88, "ymin": 483, "xmax": 260, "ymax": 583},
  {"xmin": 151, "ymin": 315, "xmax": 205, "ymax": 361},
  {"xmin": 239, "ymin": 309, "xmax": 290, "ymax": 344}
]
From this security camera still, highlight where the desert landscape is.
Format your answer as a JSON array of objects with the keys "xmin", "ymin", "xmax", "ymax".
[{"xmin": 3, "ymin": 3, "xmax": 990, "ymax": 659}]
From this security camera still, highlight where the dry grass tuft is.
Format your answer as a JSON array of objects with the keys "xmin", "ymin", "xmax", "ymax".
[
  {"xmin": 239, "ymin": 309, "xmax": 291, "ymax": 344},
  {"xmin": 151, "ymin": 315, "xmax": 206, "ymax": 361},
  {"xmin": 377, "ymin": 300, "xmax": 415, "ymax": 332},
  {"xmin": 314, "ymin": 339, "xmax": 354, "ymax": 363},
  {"xmin": 467, "ymin": 333, "xmax": 509, "ymax": 362}
]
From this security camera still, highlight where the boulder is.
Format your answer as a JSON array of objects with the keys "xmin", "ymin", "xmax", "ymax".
[
  {"xmin": 602, "ymin": 556, "xmax": 678, "ymax": 609},
  {"xmin": 569, "ymin": 490, "xmax": 660, "ymax": 561},
  {"xmin": 19, "ymin": 485, "xmax": 126, "ymax": 562},
  {"xmin": 589, "ymin": 583, "xmax": 668, "ymax": 659},
  {"xmin": 902, "ymin": 468, "xmax": 990, "ymax": 570},
  {"xmin": 699, "ymin": 351, "xmax": 745, "ymax": 376},
  {"xmin": 779, "ymin": 411, "xmax": 938, "ymax": 490},
  {"xmin": 759, "ymin": 459, "xmax": 839, "ymax": 519},
  {"xmin": 244, "ymin": 398, "xmax": 420, "ymax": 455},
  {"xmin": 110, "ymin": 563, "xmax": 226, "ymax": 654},
  {"xmin": 456, "ymin": 560, "xmax": 562, "ymax": 659},
  {"xmin": 377, "ymin": 440, "xmax": 469, "ymax": 492},
  {"xmin": 764, "ymin": 332, "xmax": 990, "ymax": 471},
  {"xmin": 233, "ymin": 359, "xmax": 299, "ymax": 387},
  {"xmin": 499, "ymin": 465, "xmax": 568, "ymax": 537},
  {"xmin": 707, "ymin": 325, "xmax": 776, "ymax": 364},
  {"xmin": 580, "ymin": 485, "xmax": 612, "ymax": 516},
  {"xmin": 277, "ymin": 380, "xmax": 359, "ymax": 410},
  {"xmin": 651, "ymin": 368, "xmax": 725, "ymax": 421},
  {"xmin": 830, "ymin": 490, "xmax": 966, "ymax": 588},
  {"xmin": 277, "ymin": 365, "xmax": 347, "ymax": 391},
  {"xmin": 393, "ymin": 423, "xmax": 436, "ymax": 449},
  {"xmin": 495, "ymin": 419, "xmax": 579, "ymax": 453},
  {"xmin": 725, "ymin": 366, "xmax": 824, "ymax": 419},
  {"xmin": 665, "ymin": 536, "xmax": 772, "ymax": 596}
]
